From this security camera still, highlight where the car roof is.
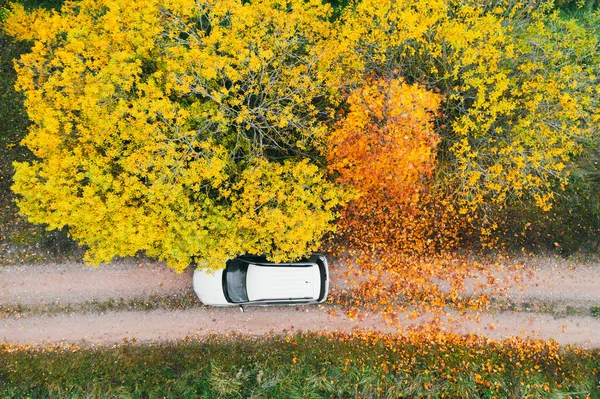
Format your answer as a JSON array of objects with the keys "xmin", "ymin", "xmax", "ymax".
[{"xmin": 245, "ymin": 263, "xmax": 317, "ymax": 301}]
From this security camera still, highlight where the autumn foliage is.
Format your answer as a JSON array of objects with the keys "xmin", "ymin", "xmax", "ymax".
[
  {"xmin": 4, "ymin": 0, "xmax": 600, "ymax": 313},
  {"xmin": 328, "ymin": 78, "xmax": 440, "ymax": 204},
  {"xmin": 6, "ymin": 0, "xmax": 346, "ymax": 271},
  {"xmin": 321, "ymin": 0, "xmax": 600, "ymax": 319},
  {"xmin": 327, "ymin": 77, "xmax": 455, "ymax": 256},
  {"xmin": 329, "ymin": 0, "xmax": 600, "ymax": 218}
]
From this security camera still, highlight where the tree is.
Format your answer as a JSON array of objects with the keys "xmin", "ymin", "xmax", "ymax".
[
  {"xmin": 328, "ymin": 78, "xmax": 441, "ymax": 204},
  {"xmin": 326, "ymin": 78, "xmax": 495, "ymax": 321},
  {"xmin": 320, "ymin": 0, "xmax": 600, "ymax": 319},
  {"xmin": 329, "ymin": 0, "xmax": 600, "ymax": 234},
  {"xmin": 441, "ymin": 8, "xmax": 600, "ymax": 215},
  {"xmin": 6, "ymin": 0, "xmax": 346, "ymax": 271}
]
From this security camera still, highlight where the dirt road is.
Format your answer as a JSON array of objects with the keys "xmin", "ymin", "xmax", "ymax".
[{"xmin": 1, "ymin": 257, "xmax": 600, "ymax": 347}]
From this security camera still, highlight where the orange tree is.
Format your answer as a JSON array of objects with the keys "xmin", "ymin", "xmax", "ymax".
[
  {"xmin": 326, "ymin": 77, "xmax": 503, "ymax": 321},
  {"xmin": 5, "ymin": 0, "xmax": 348, "ymax": 271},
  {"xmin": 327, "ymin": 77, "xmax": 451, "ymax": 258}
]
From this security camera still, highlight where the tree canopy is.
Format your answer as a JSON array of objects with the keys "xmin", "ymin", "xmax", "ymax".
[
  {"xmin": 7, "ymin": 0, "xmax": 346, "ymax": 271},
  {"xmin": 5, "ymin": 0, "xmax": 600, "ymax": 284},
  {"xmin": 323, "ymin": 0, "xmax": 600, "ymax": 318},
  {"xmin": 330, "ymin": 0, "xmax": 600, "ymax": 216}
]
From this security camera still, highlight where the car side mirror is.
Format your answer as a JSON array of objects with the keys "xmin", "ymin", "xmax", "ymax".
[{"xmin": 239, "ymin": 305, "xmax": 245, "ymax": 313}]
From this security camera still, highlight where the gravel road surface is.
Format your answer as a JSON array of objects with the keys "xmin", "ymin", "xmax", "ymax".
[{"xmin": 1, "ymin": 256, "xmax": 599, "ymax": 347}]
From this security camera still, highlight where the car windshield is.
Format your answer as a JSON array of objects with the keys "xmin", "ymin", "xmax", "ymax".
[{"xmin": 224, "ymin": 259, "xmax": 249, "ymax": 303}]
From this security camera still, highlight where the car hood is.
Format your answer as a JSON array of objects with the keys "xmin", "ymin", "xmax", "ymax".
[{"xmin": 193, "ymin": 268, "xmax": 229, "ymax": 305}]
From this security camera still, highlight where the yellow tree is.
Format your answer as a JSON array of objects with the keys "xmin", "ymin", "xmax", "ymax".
[{"xmin": 6, "ymin": 0, "xmax": 346, "ymax": 271}]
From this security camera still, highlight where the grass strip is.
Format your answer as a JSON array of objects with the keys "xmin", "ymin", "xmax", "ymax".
[
  {"xmin": 4, "ymin": 286, "xmax": 597, "ymax": 321},
  {"xmin": 331, "ymin": 288, "xmax": 600, "ymax": 320},
  {"xmin": 0, "ymin": 291, "xmax": 201, "ymax": 318},
  {"xmin": 0, "ymin": 331, "xmax": 598, "ymax": 398},
  {"xmin": 488, "ymin": 298, "xmax": 600, "ymax": 318}
]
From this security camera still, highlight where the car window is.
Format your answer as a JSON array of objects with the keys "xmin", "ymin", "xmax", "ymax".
[
  {"xmin": 317, "ymin": 259, "xmax": 327, "ymax": 302},
  {"xmin": 223, "ymin": 259, "xmax": 249, "ymax": 303}
]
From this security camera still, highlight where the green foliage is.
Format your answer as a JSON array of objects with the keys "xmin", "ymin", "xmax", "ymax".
[
  {"xmin": 322, "ymin": 0, "xmax": 350, "ymax": 19},
  {"xmin": 556, "ymin": 0, "xmax": 600, "ymax": 13},
  {"xmin": 0, "ymin": 332, "xmax": 598, "ymax": 398},
  {"xmin": 3, "ymin": 0, "xmax": 63, "ymax": 10}
]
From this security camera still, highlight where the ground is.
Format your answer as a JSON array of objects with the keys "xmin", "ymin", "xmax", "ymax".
[{"xmin": 1, "ymin": 256, "xmax": 600, "ymax": 347}]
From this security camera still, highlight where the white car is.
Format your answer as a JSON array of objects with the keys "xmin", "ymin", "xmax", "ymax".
[{"xmin": 193, "ymin": 254, "xmax": 329, "ymax": 307}]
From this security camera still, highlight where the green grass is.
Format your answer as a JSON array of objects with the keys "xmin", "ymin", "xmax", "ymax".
[{"xmin": 0, "ymin": 332, "xmax": 598, "ymax": 398}]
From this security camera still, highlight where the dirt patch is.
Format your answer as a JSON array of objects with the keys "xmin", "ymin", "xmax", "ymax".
[
  {"xmin": 2, "ymin": 307, "xmax": 599, "ymax": 348},
  {"xmin": 0, "ymin": 259, "xmax": 192, "ymax": 305}
]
